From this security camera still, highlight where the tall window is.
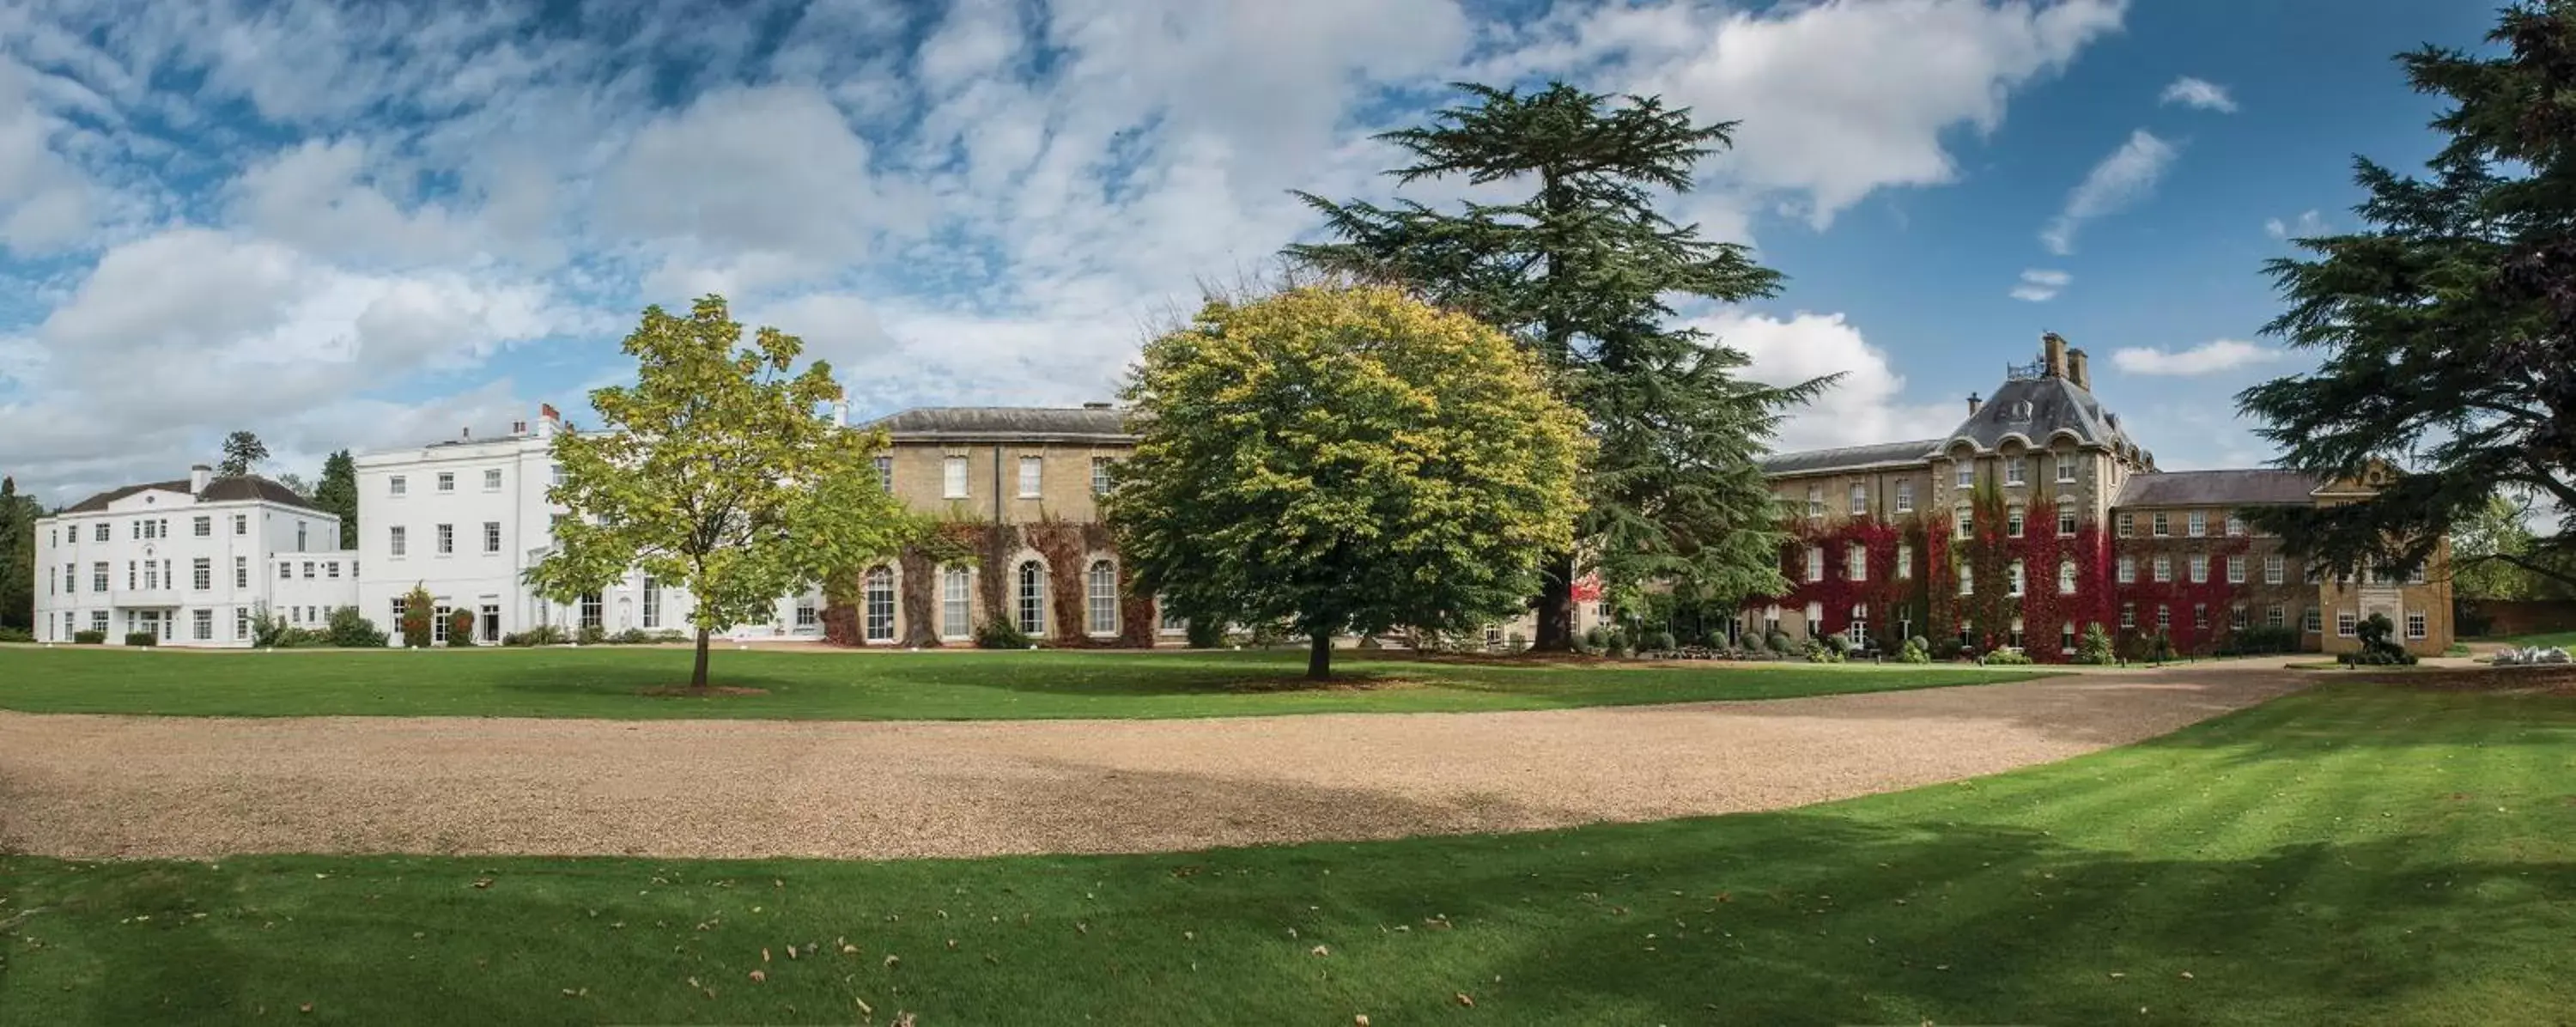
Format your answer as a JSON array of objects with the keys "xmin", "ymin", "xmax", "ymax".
[
  {"xmin": 2007, "ymin": 560, "xmax": 2025, "ymax": 597},
  {"xmin": 193, "ymin": 515, "xmax": 211, "ymax": 537},
  {"xmin": 295, "ymin": 521, "xmax": 307, "ymax": 551},
  {"xmin": 2265, "ymin": 554, "xmax": 2285, "ymax": 585},
  {"xmin": 865, "ymin": 566, "xmax": 896, "ymax": 642},
  {"xmin": 389, "ymin": 526, "xmax": 407, "ymax": 556},
  {"xmin": 2148, "ymin": 555, "xmax": 2170, "ymax": 582},
  {"xmin": 1092, "ymin": 458, "xmax": 1115, "ymax": 496},
  {"xmin": 2267, "ymin": 605, "xmax": 2285, "ymax": 628},
  {"xmin": 1894, "ymin": 481, "xmax": 1913, "ymax": 513},
  {"xmin": 1896, "ymin": 543, "xmax": 1913, "ymax": 580},
  {"xmin": 392, "ymin": 598, "xmax": 407, "ymax": 639},
  {"xmin": 1848, "ymin": 483, "xmax": 1867, "ymax": 515},
  {"xmin": 941, "ymin": 567, "xmax": 972, "ymax": 638},
  {"xmin": 436, "ymin": 471, "xmax": 455, "ymax": 494},
  {"xmin": 1017, "ymin": 561, "xmax": 1046, "ymax": 635},
  {"xmin": 943, "ymin": 456, "xmax": 969, "ymax": 499},
  {"xmin": 235, "ymin": 609, "xmax": 250, "ymax": 641},
  {"xmin": 1845, "ymin": 605, "xmax": 1868, "ymax": 647},
  {"xmin": 550, "ymin": 464, "xmax": 566, "ymax": 488},
  {"xmin": 193, "ymin": 609, "xmax": 213, "ymax": 641},
  {"xmin": 580, "ymin": 592, "xmax": 603, "ymax": 630},
  {"xmin": 2406, "ymin": 611, "xmax": 2427, "ymax": 639},
  {"xmin": 234, "ymin": 514, "xmax": 248, "ymax": 536},
  {"xmin": 2227, "ymin": 556, "xmax": 2245, "ymax": 584},
  {"xmin": 2226, "ymin": 514, "xmax": 2245, "ymax": 537},
  {"xmin": 2006, "ymin": 504, "xmax": 2025, "ymax": 538},
  {"xmin": 1018, "ymin": 456, "xmax": 1042, "ymax": 498},
  {"xmin": 874, "ymin": 455, "xmax": 894, "ymax": 492},
  {"xmin": 1087, "ymin": 561, "xmax": 1118, "ymax": 635},
  {"xmin": 2120, "ymin": 603, "xmax": 2136, "ymax": 629},
  {"xmin": 279, "ymin": 562, "xmax": 292, "ymax": 580},
  {"xmin": 2194, "ymin": 604, "xmax": 2209, "ymax": 630},
  {"xmin": 2057, "ymin": 500, "xmax": 2076, "ymax": 537},
  {"xmin": 2152, "ymin": 511, "xmax": 2170, "ymax": 537},
  {"xmin": 390, "ymin": 475, "xmax": 407, "ymax": 495},
  {"xmin": 2188, "ymin": 554, "xmax": 2208, "ymax": 584},
  {"xmin": 483, "ymin": 521, "xmax": 502, "ymax": 554},
  {"xmin": 191, "ymin": 558, "xmax": 210, "ymax": 591},
  {"xmin": 2305, "ymin": 607, "xmax": 2322, "ymax": 634},
  {"xmin": 2157, "ymin": 605, "xmax": 2172, "ymax": 632},
  {"xmin": 1804, "ymin": 547, "xmax": 1825, "ymax": 583},
  {"xmin": 2187, "ymin": 510, "xmax": 2206, "ymax": 538},
  {"xmin": 1954, "ymin": 463, "xmax": 1973, "ymax": 488},
  {"xmin": 484, "ymin": 468, "xmax": 503, "ymax": 490},
  {"xmin": 1806, "ymin": 484, "xmax": 1822, "ymax": 518},
  {"xmin": 1954, "ymin": 505, "xmax": 1972, "ymax": 540},
  {"xmin": 435, "ymin": 523, "xmax": 454, "ymax": 555},
  {"xmin": 1846, "ymin": 543, "xmax": 1867, "ymax": 582},
  {"xmin": 2058, "ymin": 560, "xmax": 2077, "ymax": 594},
  {"xmin": 2004, "ymin": 457, "xmax": 2026, "ymax": 486},
  {"xmin": 2116, "ymin": 512, "xmax": 2133, "ymax": 537},
  {"xmin": 234, "ymin": 556, "xmax": 247, "ymax": 589},
  {"xmin": 2055, "ymin": 454, "xmax": 2075, "ymax": 483},
  {"xmin": 642, "ymin": 577, "xmax": 659, "ymax": 629},
  {"xmin": 1959, "ymin": 564, "xmax": 1974, "ymax": 596},
  {"xmin": 2231, "ymin": 605, "xmax": 2249, "ymax": 629}
]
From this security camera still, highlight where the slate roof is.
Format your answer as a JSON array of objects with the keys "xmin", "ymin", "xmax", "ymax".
[
  {"xmin": 870, "ymin": 406, "xmax": 1133, "ymax": 442},
  {"xmin": 2113, "ymin": 469, "xmax": 2324, "ymax": 508},
  {"xmin": 1944, "ymin": 374, "xmax": 2136, "ymax": 454},
  {"xmin": 1759, "ymin": 439, "xmax": 1940, "ymax": 477},
  {"xmin": 58, "ymin": 476, "xmax": 325, "ymax": 515}
]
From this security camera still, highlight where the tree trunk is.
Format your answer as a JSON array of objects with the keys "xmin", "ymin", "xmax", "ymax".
[
  {"xmin": 1531, "ymin": 550, "xmax": 1577, "ymax": 651},
  {"xmin": 1307, "ymin": 632, "xmax": 1333, "ymax": 681},
  {"xmin": 692, "ymin": 628, "xmax": 712, "ymax": 690}
]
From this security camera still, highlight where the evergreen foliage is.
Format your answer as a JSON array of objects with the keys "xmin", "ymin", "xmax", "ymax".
[
  {"xmin": 313, "ymin": 450, "xmax": 359, "ymax": 546},
  {"xmin": 216, "ymin": 431, "xmax": 268, "ymax": 477}
]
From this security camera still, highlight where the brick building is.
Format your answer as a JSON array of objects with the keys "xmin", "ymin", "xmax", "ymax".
[{"xmin": 1752, "ymin": 333, "xmax": 2451, "ymax": 660}]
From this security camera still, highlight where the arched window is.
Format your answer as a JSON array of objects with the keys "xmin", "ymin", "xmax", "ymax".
[
  {"xmin": 1017, "ymin": 561, "xmax": 1046, "ymax": 636},
  {"xmin": 864, "ymin": 566, "xmax": 895, "ymax": 642},
  {"xmin": 1086, "ymin": 561, "xmax": 1118, "ymax": 635},
  {"xmin": 2057, "ymin": 559, "xmax": 2078, "ymax": 595}
]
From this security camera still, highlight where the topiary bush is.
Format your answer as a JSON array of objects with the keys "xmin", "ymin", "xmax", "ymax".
[
  {"xmin": 1645, "ymin": 629, "xmax": 1676, "ymax": 653},
  {"xmin": 1183, "ymin": 617, "xmax": 1225, "ymax": 649},
  {"xmin": 610, "ymin": 628, "xmax": 652, "ymax": 645},
  {"xmin": 574, "ymin": 624, "xmax": 607, "ymax": 646},
  {"xmin": 73, "ymin": 629, "xmax": 106, "ymax": 644},
  {"xmin": 400, "ymin": 583, "xmax": 435, "ymax": 649},
  {"xmin": 447, "ymin": 610, "xmax": 478, "ymax": 647},
  {"xmin": 975, "ymin": 617, "xmax": 1034, "ymax": 650},
  {"xmin": 325, "ymin": 606, "xmax": 389, "ymax": 648},
  {"xmin": 1583, "ymin": 625, "xmax": 1608, "ymax": 651},
  {"xmin": 124, "ymin": 631, "xmax": 158, "ymax": 647},
  {"xmin": 1801, "ymin": 638, "xmax": 1844, "ymax": 663},
  {"xmin": 1897, "ymin": 635, "xmax": 1930, "ymax": 664},
  {"xmin": 1765, "ymin": 629, "xmax": 1794, "ymax": 655},
  {"xmin": 2339, "ymin": 612, "xmax": 2419, "ymax": 665},
  {"xmin": 1984, "ymin": 648, "xmax": 2034, "ymax": 665}
]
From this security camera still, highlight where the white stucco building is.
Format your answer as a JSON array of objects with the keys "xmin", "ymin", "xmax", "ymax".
[
  {"xmin": 351, "ymin": 404, "xmax": 825, "ymax": 644},
  {"xmin": 31, "ymin": 465, "xmax": 355, "ymax": 646}
]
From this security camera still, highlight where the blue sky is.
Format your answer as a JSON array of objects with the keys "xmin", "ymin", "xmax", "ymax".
[{"xmin": 0, "ymin": 0, "xmax": 2500, "ymax": 505}]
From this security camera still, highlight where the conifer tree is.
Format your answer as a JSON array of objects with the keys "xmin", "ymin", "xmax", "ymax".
[{"xmin": 1290, "ymin": 82, "xmax": 1828, "ymax": 649}]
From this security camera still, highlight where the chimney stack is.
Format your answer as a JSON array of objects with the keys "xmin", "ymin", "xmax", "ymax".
[
  {"xmin": 461, "ymin": 426, "xmax": 471, "ymax": 440},
  {"xmin": 538, "ymin": 403, "xmax": 561, "ymax": 439},
  {"xmin": 2067, "ymin": 348, "xmax": 2090, "ymax": 391},
  {"xmin": 189, "ymin": 464, "xmax": 211, "ymax": 495},
  {"xmin": 2042, "ymin": 331, "xmax": 2069, "ymax": 379},
  {"xmin": 1966, "ymin": 392, "xmax": 1983, "ymax": 417},
  {"xmin": 830, "ymin": 399, "xmax": 850, "ymax": 428},
  {"xmin": 511, "ymin": 419, "xmax": 528, "ymax": 436}
]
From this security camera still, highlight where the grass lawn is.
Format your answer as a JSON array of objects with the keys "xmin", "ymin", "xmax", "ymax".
[
  {"xmin": 0, "ymin": 646, "xmax": 2039, "ymax": 720},
  {"xmin": 3, "ymin": 682, "xmax": 2571, "ymax": 1024}
]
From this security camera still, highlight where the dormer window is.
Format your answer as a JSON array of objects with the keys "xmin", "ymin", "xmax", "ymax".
[{"xmin": 2008, "ymin": 400, "xmax": 2034, "ymax": 421}]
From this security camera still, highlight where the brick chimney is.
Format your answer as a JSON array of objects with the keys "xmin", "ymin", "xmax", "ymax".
[
  {"xmin": 1966, "ymin": 392, "xmax": 1983, "ymax": 416},
  {"xmin": 2067, "ymin": 347, "xmax": 2091, "ymax": 391},
  {"xmin": 538, "ymin": 403, "xmax": 561, "ymax": 439},
  {"xmin": 2042, "ymin": 331, "xmax": 2069, "ymax": 379},
  {"xmin": 189, "ymin": 465, "xmax": 211, "ymax": 494}
]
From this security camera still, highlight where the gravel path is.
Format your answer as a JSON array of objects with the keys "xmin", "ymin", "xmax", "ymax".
[{"xmin": 0, "ymin": 665, "xmax": 2307, "ymax": 861}]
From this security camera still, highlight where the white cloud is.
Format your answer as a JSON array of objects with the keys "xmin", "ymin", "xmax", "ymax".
[
  {"xmin": 1489, "ymin": 0, "xmax": 2128, "ymax": 228},
  {"xmin": 2009, "ymin": 268, "xmax": 2071, "ymax": 302},
  {"xmin": 2158, "ymin": 76, "xmax": 2236, "ymax": 112},
  {"xmin": 2110, "ymin": 338, "xmax": 2281, "ymax": 376},
  {"xmin": 1710, "ymin": 310, "xmax": 1962, "ymax": 452},
  {"xmin": 2040, "ymin": 129, "xmax": 2177, "ymax": 255},
  {"xmin": 2264, "ymin": 210, "xmax": 2330, "ymax": 240}
]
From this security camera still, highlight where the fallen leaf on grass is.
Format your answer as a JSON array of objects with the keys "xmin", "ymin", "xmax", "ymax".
[
  {"xmin": 1311, "ymin": 945, "xmax": 1331, "ymax": 957},
  {"xmin": 750, "ymin": 970, "xmax": 766, "ymax": 983},
  {"xmin": 471, "ymin": 878, "xmax": 494, "ymax": 890},
  {"xmin": 1455, "ymin": 993, "xmax": 1474, "ymax": 1007}
]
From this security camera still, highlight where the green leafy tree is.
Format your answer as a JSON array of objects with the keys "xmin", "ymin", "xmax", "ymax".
[
  {"xmin": 526, "ymin": 295, "xmax": 913, "ymax": 690},
  {"xmin": 1289, "ymin": 82, "xmax": 1828, "ymax": 650},
  {"xmin": 313, "ymin": 449, "xmax": 358, "ymax": 546},
  {"xmin": 2451, "ymin": 492, "xmax": 2539, "ymax": 599},
  {"xmin": 2238, "ymin": 3, "xmax": 2576, "ymax": 589},
  {"xmin": 217, "ymin": 431, "xmax": 268, "ymax": 477},
  {"xmin": 1107, "ymin": 283, "xmax": 1586, "ymax": 680},
  {"xmin": 0, "ymin": 476, "xmax": 39, "ymax": 631}
]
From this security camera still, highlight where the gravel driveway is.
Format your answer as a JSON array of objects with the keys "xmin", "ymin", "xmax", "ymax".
[{"xmin": 0, "ymin": 665, "xmax": 2306, "ymax": 860}]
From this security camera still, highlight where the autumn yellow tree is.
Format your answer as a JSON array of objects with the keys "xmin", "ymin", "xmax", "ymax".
[{"xmin": 1107, "ymin": 283, "xmax": 1586, "ymax": 679}]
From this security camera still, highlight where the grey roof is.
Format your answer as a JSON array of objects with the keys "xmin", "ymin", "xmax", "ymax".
[
  {"xmin": 58, "ymin": 476, "xmax": 325, "ymax": 515},
  {"xmin": 1759, "ymin": 439, "xmax": 1940, "ymax": 477},
  {"xmin": 2114, "ymin": 469, "xmax": 2324, "ymax": 508},
  {"xmin": 1941, "ymin": 374, "xmax": 2135, "ymax": 454},
  {"xmin": 870, "ymin": 406, "xmax": 1133, "ymax": 442}
]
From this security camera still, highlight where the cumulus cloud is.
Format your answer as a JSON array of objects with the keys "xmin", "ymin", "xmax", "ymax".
[
  {"xmin": 2110, "ymin": 338, "xmax": 2282, "ymax": 376},
  {"xmin": 2158, "ymin": 76, "xmax": 2236, "ymax": 112},
  {"xmin": 1708, "ymin": 311, "xmax": 1963, "ymax": 453},
  {"xmin": 2040, "ymin": 129, "xmax": 2178, "ymax": 255},
  {"xmin": 2010, "ymin": 268, "xmax": 2071, "ymax": 302},
  {"xmin": 2264, "ymin": 210, "xmax": 2330, "ymax": 240}
]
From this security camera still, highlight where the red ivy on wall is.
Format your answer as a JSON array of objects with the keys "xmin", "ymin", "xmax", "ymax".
[{"xmin": 2110, "ymin": 534, "xmax": 2254, "ymax": 655}]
